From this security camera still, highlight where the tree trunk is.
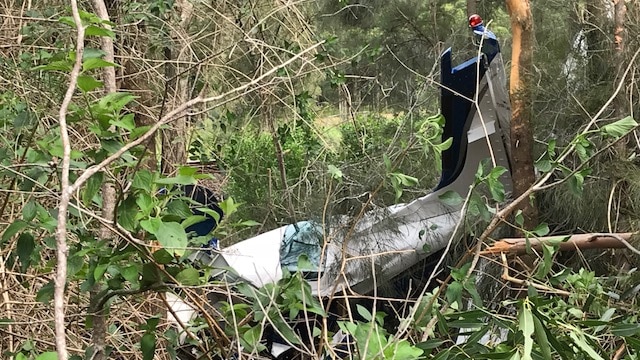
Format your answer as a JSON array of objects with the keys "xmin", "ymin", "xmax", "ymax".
[
  {"xmin": 161, "ymin": 0, "xmax": 194, "ymax": 175},
  {"xmin": 505, "ymin": 0, "xmax": 538, "ymax": 231},
  {"xmin": 612, "ymin": 0, "xmax": 628, "ymax": 154},
  {"xmin": 466, "ymin": 0, "xmax": 477, "ymax": 18},
  {"xmin": 89, "ymin": 1, "xmax": 116, "ymax": 359}
]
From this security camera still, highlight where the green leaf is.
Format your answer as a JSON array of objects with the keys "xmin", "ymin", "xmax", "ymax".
[
  {"xmin": 239, "ymin": 220, "xmax": 260, "ymax": 227},
  {"xmin": 136, "ymin": 193, "xmax": 154, "ymax": 213},
  {"xmin": 568, "ymin": 169, "xmax": 590, "ymax": 196},
  {"xmin": 515, "ymin": 210, "xmax": 524, "ymax": 227},
  {"xmin": 446, "ymin": 281, "xmax": 463, "ymax": 305},
  {"xmin": 178, "ymin": 166, "xmax": 199, "ymax": 176},
  {"xmin": 416, "ymin": 339, "xmax": 446, "ymax": 350},
  {"xmin": 182, "ymin": 215, "xmax": 208, "ymax": 230},
  {"xmin": 435, "ymin": 136, "xmax": 453, "ymax": 151},
  {"xmin": 121, "ymin": 265, "xmax": 140, "ymax": 284},
  {"xmin": 535, "ymin": 158, "xmax": 553, "ymax": 173},
  {"xmin": 110, "ymin": 113, "xmax": 135, "ymax": 131},
  {"xmin": 132, "ymin": 170, "xmax": 154, "ymax": 192},
  {"xmin": 327, "ymin": 164, "xmax": 343, "ymax": 181},
  {"xmin": 140, "ymin": 217, "xmax": 162, "ymax": 235},
  {"xmin": 242, "ymin": 325, "xmax": 264, "ymax": 351},
  {"xmin": 488, "ymin": 179, "xmax": 506, "ymax": 202},
  {"xmin": 141, "ymin": 317, "xmax": 160, "ymax": 332},
  {"xmin": 16, "ymin": 233, "xmax": 35, "ymax": 272},
  {"xmin": 487, "ymin": 166, "xmax": 508, "ymax": 202},
  {"xmin": 155, "ymin": 175, "xmax": 197, "ymax": 186},
  {"xmin": 547, "ymin": 139, "xmax": 557, "ymax": 156},
  {"xmin": 83, "ymin": 48, "xmax": 106, "ymax": 60},
  {"xmin": 383, "ymin": 153, "xmax": 392, "ymax": 171},
  {"xmin": 152, "ymin": 248, "xmax": 174, "ymax": 264},
  {"xmin": 601, "ymin": 116, "xmax": 637, "ymax": 138},
  {"xmin": 94, "ymin": 262, "xmax": 109, "ymax": 281},
  {"xmin": 176, "ymin": 268, "xmax": 200, "ymax": 286},
  {"xmin": 271, "ymin": 317, "xmax": 301, "ymax": 345},
  {"xmin": 85, "ymin": 24, "xmax": 115, "ymax": 38},
  {"xmin": 140, "ymin": 332, "xmax": 156, "ymax": 360},
  {"xmin": 97, "ymin": 92, "xmax": 136, "ymax": 112},
  {"xmin": 131, "ymin": 125, "xmax": 152, "ymax": 139},
  {"xmin": 611, "ymin": 323, "xmax": 640, "ymax": 337},
  {"xmin": 36, "ymin": 281, "xmax": 55, "ymax": 303},
  {"xmin": 532, "ymin": 223, "xmax": 549, "ymax": 237},
  {"xmin": 14, "ymin": 110, "xmax": 34, "ymax": 129},
  {"xmin": 439, "ymin": 190, "xmax": 463, "ymax": 206},
  {"xmin": 568, "ymin": 330, "xmax": 604, "ymax": 360},
  {"xmin": 117, "ymin": 195, "xmax": 138, "ymax": 231},
  {"xmin": 83, "ymin": 58, "xmax": 118, "ymax": 72},
  {"xmin": 82, "ymin": 172, "xmax": 103, "ymax": 206},
  {"xmin": 77, "ymin": 75, "xmax": 103, "ymax": 92},
  {"xmin": 155, "ymin": 222, "xmax": 188, "ymax": 257},
  {"xmin": 2, "ymin": 220, "xmax": 29, "ymax": 243},
  {"xmin": 356, "ymin": 304, "xmax": 373, "ymax": 321},
  {"xmin": 532, "ymin": 310, "xmax": 552, "ymax": 360},
  {"xmin": 32, "ymin": 60, "xmax": 72, "ymax": 72},
  {"xmin": 22, "ymin": 200, "xmax": 38, "ymax": 222},
  {"xmin": 166, "ymin": 199, "xmax": 192, "ymax": 219},
  {"xmin": 58, "ymin": 16, "xmax": 75, "ymax": 27},
  {"xmin": 397, "ymin": 173, "xmax": 419, "ymax": 186},
  {"xmin": 518, "ymin": 300, "xmax": 534, "ymax": 360},
  {"xmin": 534, "ymin": 243, "xmax": 555, "ymax": 279},
  {"xmin": 218, "ymin": 197, "xmax": 240, "ymax": 217},
  {"xmin": 35, "ymin": 352, "xmax": 58, "ymax": 360}
]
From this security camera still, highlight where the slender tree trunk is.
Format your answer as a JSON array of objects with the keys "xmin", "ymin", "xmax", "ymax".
[
  {"xmin": 90, "ymin": 1, "xmax": 117, "ymax": 359},
  {"xmin": 466, "ymin": 0, "xmax": 477, "ymax": 18},
  {"xmin": 505, "ymin": 0, "xmax": 538, "ymax": 231},
  {"xmin": 161, "ymin": 0, "xmax": 194, "ymax": 175},
  {"xmin": 585, "ymin": 0, "xmax": 611, "ymax": 86},
  {"xmin": 612, "ymin": 0, "xmax": 628, "ymax": 154}
]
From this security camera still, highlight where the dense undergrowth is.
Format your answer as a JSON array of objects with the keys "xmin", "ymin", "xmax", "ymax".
[{"xmin": 199, "ymin": 111, "xmax": 445, "ymax": 243}]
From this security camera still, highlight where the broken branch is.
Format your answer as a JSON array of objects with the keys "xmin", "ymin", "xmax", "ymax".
[{"xmin": 482, "ymin": 232, "xmax": 637, "ymax": 255}]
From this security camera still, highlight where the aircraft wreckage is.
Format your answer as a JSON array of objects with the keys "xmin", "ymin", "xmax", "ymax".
[{"xmin": 168, "ymin": 15, "xmax": 513, "ymax": 359}]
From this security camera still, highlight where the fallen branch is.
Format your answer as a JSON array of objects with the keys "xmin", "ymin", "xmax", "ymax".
[{"xmin": 482, "ymin": 232, "xmax": 637, "ymax": 255}]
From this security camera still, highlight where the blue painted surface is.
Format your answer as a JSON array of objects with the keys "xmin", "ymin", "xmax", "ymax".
[{"xmin": 435, "ymin": 25, "xmax": 500, "ymax": 190}]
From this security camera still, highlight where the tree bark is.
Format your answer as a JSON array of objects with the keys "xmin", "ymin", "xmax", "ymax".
[
  {"xmin": 90, "ymin": 1, "xmax": 117, "ymax": 359},
  {"xmin": 505, "ymin": 0, "xmax": 538, "ymax": 231},
  {"xmin": 466, "ymin": 0, "xmax": 477, "ymax": 19},
  {"xmin": 161, "ymin": 0, "xmax": 193, "ymax": 175},
  {"xmin": 612, "ymin": 0, "xmax": 628, "ymax": 154},
  {"xmin": 585, "ymin": 0, "xmax": 611, "ymax": 85}
]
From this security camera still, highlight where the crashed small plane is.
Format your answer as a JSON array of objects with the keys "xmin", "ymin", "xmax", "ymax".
[{"xmin": 168, "ymin": 15, "xmax": 513, "ymax": 359}]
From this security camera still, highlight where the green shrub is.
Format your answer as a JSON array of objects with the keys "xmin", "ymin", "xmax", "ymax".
[{"xmin": 215, "ymin": 111, "xmax": 445, "ymax": 242}]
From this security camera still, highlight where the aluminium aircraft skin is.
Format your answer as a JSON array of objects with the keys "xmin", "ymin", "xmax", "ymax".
[{"xmin": 168, "ymin": 17, "xmax": 513, "ymax": 350}]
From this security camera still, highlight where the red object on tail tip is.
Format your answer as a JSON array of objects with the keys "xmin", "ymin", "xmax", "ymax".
[{"xmin": 469, "ymin": 14, "xmax": 483, "ymax": 27}]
